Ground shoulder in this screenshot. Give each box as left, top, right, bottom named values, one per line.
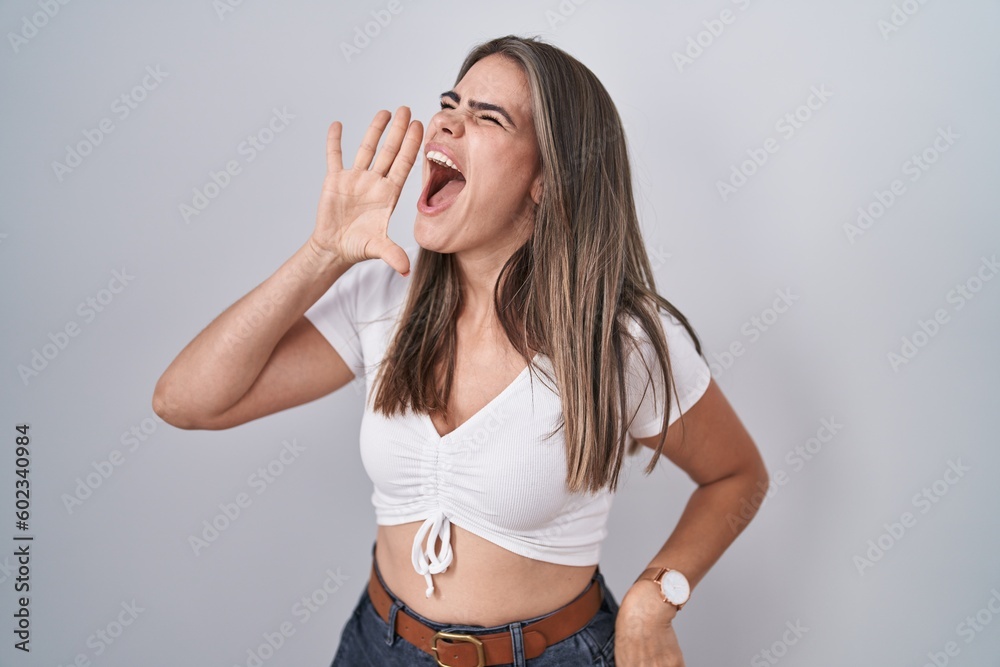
left=622, top=307, right=697, bottom=350
left=622, top=306, right=708, bottom=386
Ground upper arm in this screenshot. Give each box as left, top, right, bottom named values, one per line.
left=192, top=256, right=392, bottom=431
left=635, top=378, right=767, bottom=486
left=195, top=315, right=357, bottom=430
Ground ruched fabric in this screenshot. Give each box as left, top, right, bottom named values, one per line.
left=304, top=244, right=714, bottom=596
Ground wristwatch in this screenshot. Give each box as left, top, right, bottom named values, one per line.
left=635, top=567, right=690, bottom=610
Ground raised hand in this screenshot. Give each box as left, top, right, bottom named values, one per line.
left=309, top=106, right=423, bottom=276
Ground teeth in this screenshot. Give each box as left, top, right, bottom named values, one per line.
left=426, top=150, right=461, bottom=173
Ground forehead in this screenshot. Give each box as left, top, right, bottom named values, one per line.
left=455, top=55, right=532, bottom=123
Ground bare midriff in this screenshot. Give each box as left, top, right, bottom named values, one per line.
left=375, top=521, right=598, bottom=627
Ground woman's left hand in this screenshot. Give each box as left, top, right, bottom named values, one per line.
left=614, top=585, right=686, bottom=666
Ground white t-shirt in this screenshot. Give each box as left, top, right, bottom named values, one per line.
left=304, top=244, right=712, bottom=597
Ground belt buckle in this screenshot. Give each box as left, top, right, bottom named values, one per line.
left=430, top=630, right=485, bottom=667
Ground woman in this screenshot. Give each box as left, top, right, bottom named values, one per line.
left=153, top=35, right=768, bottom=667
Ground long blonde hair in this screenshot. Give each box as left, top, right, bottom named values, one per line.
left=371, top=34, right=705, bottom=494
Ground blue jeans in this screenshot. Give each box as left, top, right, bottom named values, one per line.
left=329, top=542, right=618, bottom=666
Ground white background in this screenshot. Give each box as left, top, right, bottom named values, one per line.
left=2, top=1, right=998, bottom=665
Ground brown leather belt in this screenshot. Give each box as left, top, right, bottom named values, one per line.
left=367, top=561, right=603, bottom=667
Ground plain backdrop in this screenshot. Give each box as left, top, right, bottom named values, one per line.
left=2, top=1, right=999, bottom=665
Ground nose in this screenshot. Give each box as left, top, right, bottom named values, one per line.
left=433, top=108, right=465, bottom=138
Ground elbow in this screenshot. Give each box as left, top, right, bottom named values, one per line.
left=753, top=459, right=770, bottom=490
left=728, top=460, right=770, bottom=537
left=152, top=380, right=206, bottom=431
left=748, top=451, right=770, bottom=499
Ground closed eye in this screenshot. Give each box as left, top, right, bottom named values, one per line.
left=439, top=100, right=503, bottom=126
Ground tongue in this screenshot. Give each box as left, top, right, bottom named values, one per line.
left=429, top=178, right=466, bottom=208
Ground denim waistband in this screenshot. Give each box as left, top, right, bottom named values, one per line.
left=369, top=539, right=604, bottom=634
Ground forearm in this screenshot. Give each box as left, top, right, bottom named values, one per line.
left=622, top=465, right=770, bottom=616
left=153, top=238, right=349, bottom=422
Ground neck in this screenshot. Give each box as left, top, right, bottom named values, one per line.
left=453, top=242, right=523, bottom=334
left=455, top=258, right=503, bottom=332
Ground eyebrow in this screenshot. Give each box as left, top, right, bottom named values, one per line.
left=440, top=90, right=517, bottom=129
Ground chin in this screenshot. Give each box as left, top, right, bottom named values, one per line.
left=412, top=219, right=450, bottom=254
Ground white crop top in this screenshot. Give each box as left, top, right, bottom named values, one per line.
left=304, top=245, right=712, bottom=597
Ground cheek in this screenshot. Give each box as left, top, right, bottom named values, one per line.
left=477, top=154, right=534, bottom=200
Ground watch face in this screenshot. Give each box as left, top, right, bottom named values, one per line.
left=659, top=570, right=690, bottom=605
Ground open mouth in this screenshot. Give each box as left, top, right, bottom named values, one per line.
left=419, top=154, right=466, bottom=213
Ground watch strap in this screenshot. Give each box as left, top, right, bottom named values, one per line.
left=635, top=566, right=666, bottom=585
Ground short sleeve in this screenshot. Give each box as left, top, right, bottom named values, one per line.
left=625, top=310, right=713, bottom=440
left=303, top=261, right=367, bottom=379
left=303, top=246, right=419, bottom=380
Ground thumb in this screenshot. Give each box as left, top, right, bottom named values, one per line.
left=376, top=240, right=411, bottom=278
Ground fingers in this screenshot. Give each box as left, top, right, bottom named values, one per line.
left=325, top=121, right=343, bottom=173
left=386, top=119, right=424, bottom=189
left=352, top=109, right=392, bottom=171
left=370, top=106, right=412, bottom=177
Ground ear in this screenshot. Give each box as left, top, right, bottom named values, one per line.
left=530, top=173, right=543, bottom=206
